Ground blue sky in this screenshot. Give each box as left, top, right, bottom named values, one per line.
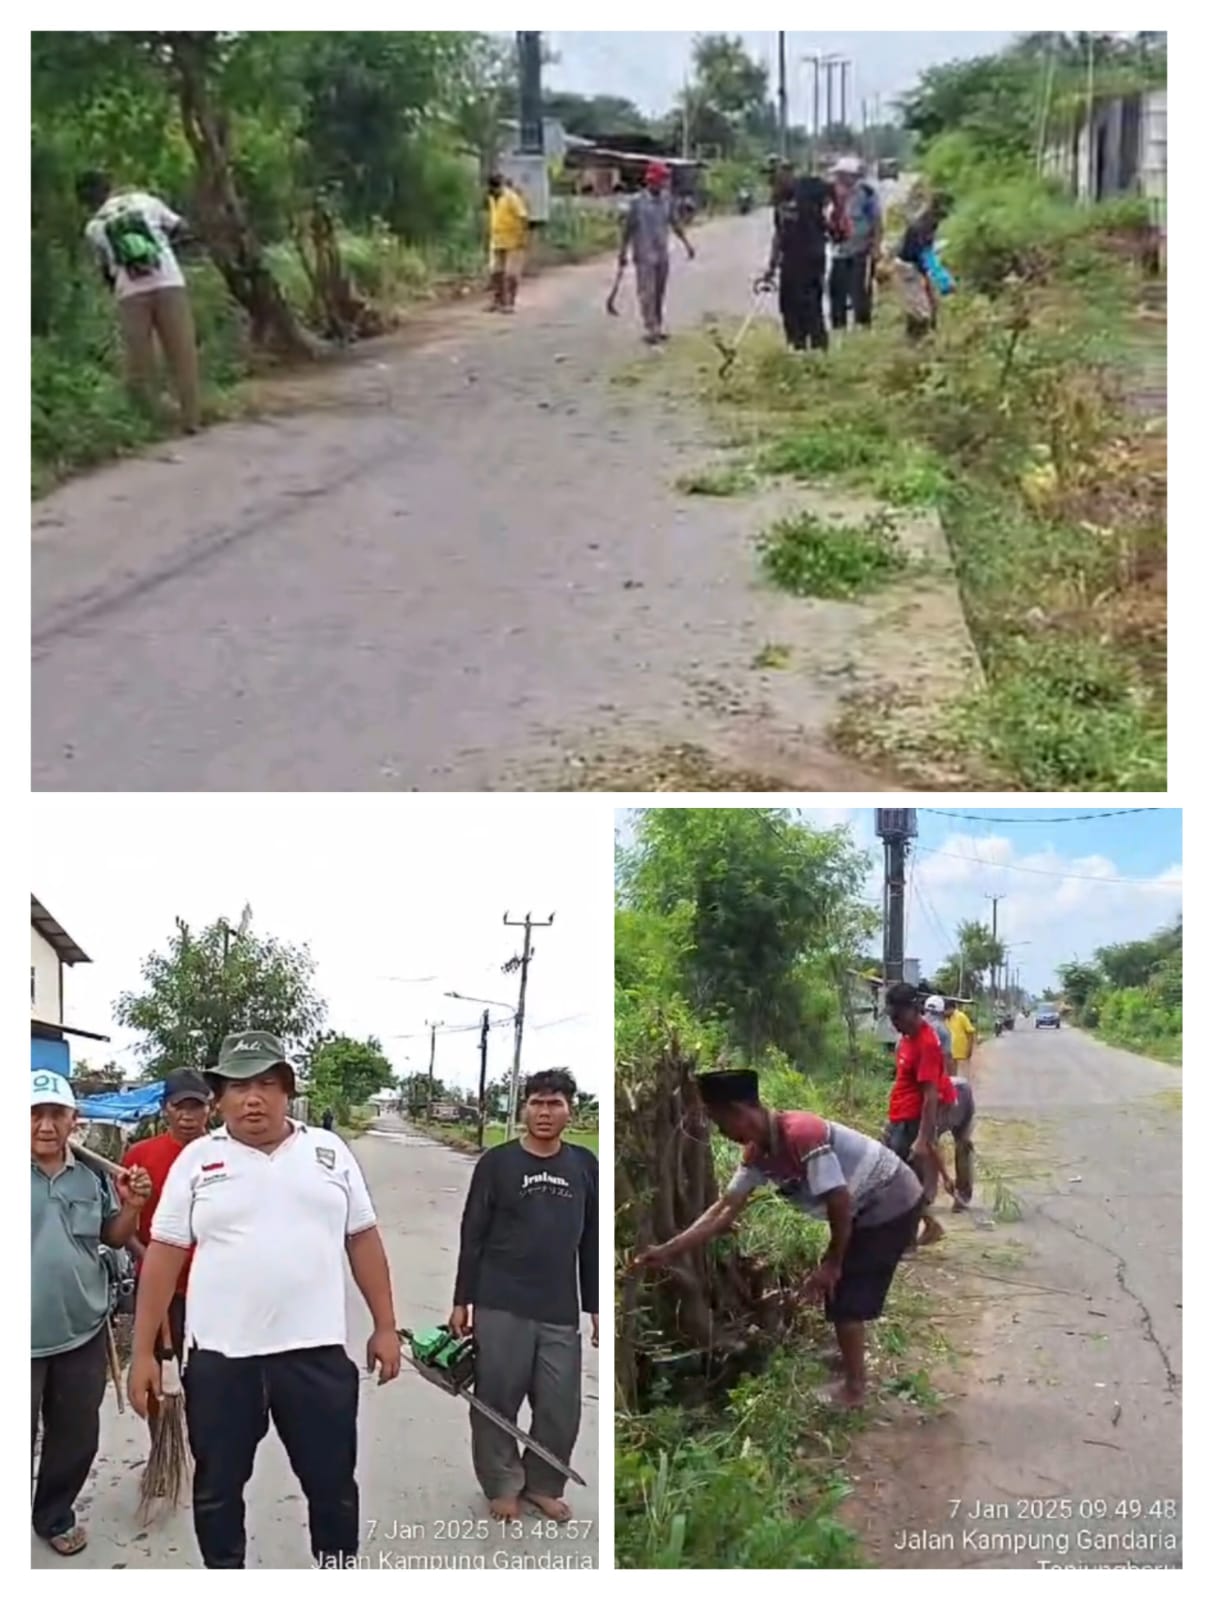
left=617, top=807, right=1182, bottom=994
left=546, top=31, right=1018, bottom=119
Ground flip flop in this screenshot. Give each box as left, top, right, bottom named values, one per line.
left=47, top=1525, right=88, bottom=1556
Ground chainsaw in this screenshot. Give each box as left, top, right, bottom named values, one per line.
left=400, top=1326, right=586, bottom=1488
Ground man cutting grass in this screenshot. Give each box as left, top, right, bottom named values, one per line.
left=631, top=1069, right=921, bottom=1409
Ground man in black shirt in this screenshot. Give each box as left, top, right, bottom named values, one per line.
left=451, top=1069, right=597, bottom=1522
left=762, top=173, right=831, bottom=353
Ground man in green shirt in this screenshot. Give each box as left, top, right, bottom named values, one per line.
left=31, top=1070, right=151, bottom=1556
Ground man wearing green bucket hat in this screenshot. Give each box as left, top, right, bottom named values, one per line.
left=128, top=1030, right=401, bottom=1569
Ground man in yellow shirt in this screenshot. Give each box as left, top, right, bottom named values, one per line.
left=943, top=998, right=977, bottom=1065
left=487, top=173, right=529, bottom=314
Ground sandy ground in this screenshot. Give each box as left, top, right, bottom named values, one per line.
left=33, top=213, right=978, bottom=792
left=30, top=1116, right=599, bottom=1570
left=842, top=1023, right=1181, bottom=1569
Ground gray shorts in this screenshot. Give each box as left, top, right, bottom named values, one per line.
left=943, top=1079, right=975, bottom=1141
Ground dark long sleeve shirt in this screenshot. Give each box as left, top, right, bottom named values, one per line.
left=453, top=1139, right=598, bottom=1326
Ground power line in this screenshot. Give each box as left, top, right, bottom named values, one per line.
left=915, top=844, right=1180, bottom=886
left=922, top=808, right=1156, bottom=825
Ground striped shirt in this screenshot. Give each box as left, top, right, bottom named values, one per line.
left=726, top=1110, right=920, bottom=1229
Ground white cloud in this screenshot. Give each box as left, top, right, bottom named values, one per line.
left=33, top=796, right=609, bottom=1093
left=903, top=832, right=1182, bottom=990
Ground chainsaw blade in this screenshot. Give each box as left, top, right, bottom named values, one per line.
left=459, top=1386, right=586, bottom=1488
left=399, top=1350, right=584, bottom=1486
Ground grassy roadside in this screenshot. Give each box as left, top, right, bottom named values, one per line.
left=415, top=1120, right=599, bottom=1156
left=32, top=202, right=621, bottom=495
left=1076, top=1025, right=1182, bottom=1066
left=652, top=243, right=1165, bottom=791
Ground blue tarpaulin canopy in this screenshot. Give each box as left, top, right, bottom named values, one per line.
left=75, top=1083, right=165, bottom=1124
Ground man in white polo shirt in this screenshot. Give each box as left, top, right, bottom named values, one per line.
left=128, top=1031, right=401, bottom=1569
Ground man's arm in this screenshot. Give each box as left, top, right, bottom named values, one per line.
left=764, top=219, right=782, bottom=282
left=346, top=1226, right=396, bottom=1332
left=452, top=1151, right=495, bottom=1312
left=618, top=202, right=635, bottom=265
left=671, top=207, right=695, bottom=258
left=100, top=1167, right=148, bottom=1249
left=916, top=1080, right=939, bottom=1151
left=578, top=1152, right=598, bottom=1317
left=821, top=1185, right=853, bottom=1267
left=131, top=1241, right=191, bottom=1357
left=633, top=1188, right=751, bottom=1267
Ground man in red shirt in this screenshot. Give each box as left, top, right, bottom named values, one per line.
left=883, top=983, right=958, bottom=1247
left=122, top=1069, right=211, bottom=1362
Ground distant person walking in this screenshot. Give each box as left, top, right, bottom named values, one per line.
left=619, top=162, right=695, bottom=345
left=827, top=157, right=882, bottom=332
left=77, top=171, right=201, bottom=434
left=487, top=173, right=529, bottom=313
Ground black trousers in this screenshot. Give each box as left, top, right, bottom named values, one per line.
left=184, top=1344, right=359, bottom=1569
left=779, top=262, right=828, bottom=351
left=828, top=252, right=873, bottom=329
left=30, top=1326, right=108, bottom=1539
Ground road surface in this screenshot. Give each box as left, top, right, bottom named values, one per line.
left=845, top=1023, right=1181, bottom=1569
left=33, top=213, right=970, bottom=792
left=31, top=1117, right=599, bottom=1570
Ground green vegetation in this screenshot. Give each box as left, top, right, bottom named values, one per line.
left=31, top=30, right=622, bottom=489
left=675, top=463, right=756, bottom=497
left=616, top=809, right=945, bottom=1568
left=676, top=32, right=1166, bottom=791
left=758, top=510, right=907, bottom=600
left=1058, top=917, right=1182, bottom=1063
left=418, top=1120, right=598, bottom=1155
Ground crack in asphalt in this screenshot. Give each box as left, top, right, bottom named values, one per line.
left=1034, top=1196, right=1180, bottom=1393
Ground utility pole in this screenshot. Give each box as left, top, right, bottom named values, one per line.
left=825, top=58, right=835, bottom=131
left=503, top=911, right=555, bottom=1133
left=477, top=1010, right=490, bottom=1151
left=840, top=59, right=849, bottom=132
left=811, top=56, right=821, bottom=153
left=681, top=71, right=691, bottom=161
left=425, top=1019, right=443, bottom=1120
left=517, top=31, right=544, bottom=156
left=875, top=810, right=918, bottom=985
left=985, top=894, right=1004, bottom=1006
left=777, top=31, right=788, bottom=159
left=219, top=902, right=253, bottom=968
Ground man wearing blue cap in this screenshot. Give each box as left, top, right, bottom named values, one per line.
left=31, top=1069, right=152, bottom=1556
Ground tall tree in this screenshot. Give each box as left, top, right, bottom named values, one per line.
left=115, top=915, right=326, bottom=1074
left=305, top=1033, right=395, bottom=1114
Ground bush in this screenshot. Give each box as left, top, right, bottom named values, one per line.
left=758, top=510, right=908, bottom=600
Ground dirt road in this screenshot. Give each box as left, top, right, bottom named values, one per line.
left=846, top=1025, right=1181, bottom=1569
left=32, top=214, right=971, bottom=792
left=31, top=1117, right=599, bottom=1570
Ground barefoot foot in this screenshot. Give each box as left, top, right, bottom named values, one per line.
left=489, top=1495, right=521, bottom=1520
left=524, top=1492, right=571, bottom=1521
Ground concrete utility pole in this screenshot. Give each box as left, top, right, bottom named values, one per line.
left=876, top=810, right=918, bottom=985
left=503, top=911, right=555, bottom=1133
left=220, top=902, right=253, bottom=968
left=777, top=31, right=788, bottom=159
left=477, top=1009, right=490, bottom=1150
left=825, top=58, right=835, bottom=130
left=517, top=31, right=544, bottom=156
left=985, top=894, right=1004, bottom=1005
left=840, top=59, right=849, bottom=131
left=425, top=1018, right=444, bottom=1119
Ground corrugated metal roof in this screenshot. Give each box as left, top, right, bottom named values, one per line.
left=31, top=895, right=91, bottom=965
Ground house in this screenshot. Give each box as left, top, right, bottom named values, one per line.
left=31, top=894, right=109, bottom=1077
left=1043, top=87, right=1166, bottom=247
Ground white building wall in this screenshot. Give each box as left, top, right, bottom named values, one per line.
left=31, top=926, right=62, bottom=1025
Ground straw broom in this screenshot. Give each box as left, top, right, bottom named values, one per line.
left=69, top=1139, right=191, bottom=1516
left=138, top=1316, right=188, bottom=1520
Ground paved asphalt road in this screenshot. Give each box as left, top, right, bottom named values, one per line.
left=32, top=212, right=910, bottom=793
left=846, top=1022, right=1181, bottom=1569
left=31, top=1117, right=599, bottom=1570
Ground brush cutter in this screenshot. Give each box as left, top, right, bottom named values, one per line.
left=708, top=276, right=772, bottom=377
left=401, top=1326, right=586, bottom=1487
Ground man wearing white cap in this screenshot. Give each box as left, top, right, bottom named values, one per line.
left=31, top=1069, right=152, bottom=1556
left=828, top=156, right=882, bottom=331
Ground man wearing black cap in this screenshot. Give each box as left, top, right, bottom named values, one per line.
left=123, top=1067, right=212, bottom=1364
left=127, top=1031, right=402, bottom=1569
left=632, top=1068, right=921, bottom=1408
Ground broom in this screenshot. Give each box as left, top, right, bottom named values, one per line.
left=69, top=1140, right=190, bottom=1516
left=138, top=1316, right=188, bottom=1521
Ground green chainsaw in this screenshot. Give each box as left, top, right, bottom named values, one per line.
left=400, top=1326, right=586, bottom=1487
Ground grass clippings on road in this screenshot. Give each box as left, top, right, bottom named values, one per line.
left=651, top=251, right=1166, bottom=791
